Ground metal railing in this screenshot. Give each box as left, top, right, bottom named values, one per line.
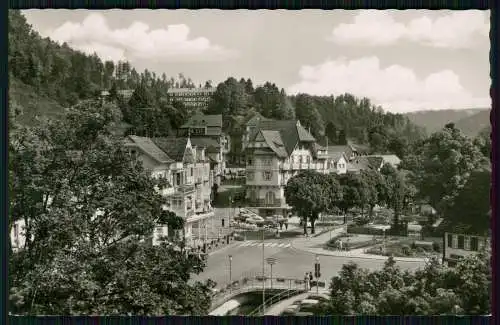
left=248, top=289, right=305, bottom=316
left=210, top=276, right=309, bottom=311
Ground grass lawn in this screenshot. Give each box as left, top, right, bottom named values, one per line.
left=365, top=238, right=441, bottom=257
left=325, top=234, right=381, bottom=251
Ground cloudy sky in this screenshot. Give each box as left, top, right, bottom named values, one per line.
left=22, top=9, right=490, bottom=113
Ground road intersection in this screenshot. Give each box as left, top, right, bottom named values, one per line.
left=194, top=233, right=427, bottom=290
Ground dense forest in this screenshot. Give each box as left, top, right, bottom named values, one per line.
left=9, top=9, right=426, bottom=161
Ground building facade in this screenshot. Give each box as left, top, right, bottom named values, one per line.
left=179, top=113, right=229, bottom=183
left=124, top=135, right=215, bottom=246
left=166, top=87, right=216, bottom=108
left=245, top=119, right=348, bottom=217
left=443, top=232, right=490, bottom=266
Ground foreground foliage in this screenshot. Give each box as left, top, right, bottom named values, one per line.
left=319, top=252, right=491, bottom=315
left=9, top=102, right=213, bottom=315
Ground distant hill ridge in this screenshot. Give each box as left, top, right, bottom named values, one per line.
left=405, top=108, right=490, bottom=137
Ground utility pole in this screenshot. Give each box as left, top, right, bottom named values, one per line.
left=229, top=255, right=233, bottom=293
left=261, top=228, right=265, bottom=314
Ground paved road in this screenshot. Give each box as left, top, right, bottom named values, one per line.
left=193, top=238, right=426, bottom=289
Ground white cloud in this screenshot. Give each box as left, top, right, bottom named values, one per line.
left=45, top=13, right=238, bottom=62
left=287, top=56, right=490, bottom=113
left=329, top=10, right=489, bottom=48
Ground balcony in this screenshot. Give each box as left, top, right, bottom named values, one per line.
left=173, top=184, right=195, bottom=196
left=170, top=162, right=183, bottom=170
left=247, top=199, right=284, bottom=208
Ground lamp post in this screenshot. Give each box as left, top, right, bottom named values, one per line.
left=261, top=228, right=266, bottom=314
left=266, top=257, right=277, bottom=289
left=229, top=255, right=233, bottom=292
left=314, top=255, right=321, bottom=294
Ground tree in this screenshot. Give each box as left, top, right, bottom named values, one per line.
left=403, top=125, right=486, bottom=215
left=9, top=101, right=212, bottom=315
left=284, top=170, right=334, bottom=234
left=294, top=94, right=325, bottom=139
left=318, top=252, right=490, bottom=315
left=325, top=122, right=338, bottom=145
left=337, top=130, right=347, bottom=145
left=443, top=167, right=491, bottom=235
left=206, top=77, right=249, bottom=116
left=360, top=169, right=385, bottom=217
left=337, top=173, right=369, bottom=223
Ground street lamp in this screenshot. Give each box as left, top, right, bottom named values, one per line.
left=229, top=255, right=233, bottom=292
left=261, top=228, right=266, bottom=314
left=266, top=257, right=277, bottom=289
left=314, top=255, right=321, bottom=294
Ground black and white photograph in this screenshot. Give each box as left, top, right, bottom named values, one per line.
left=8, top=9, right=491, bottom=316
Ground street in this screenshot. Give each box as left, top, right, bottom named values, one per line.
left=193, top=238, right=426, bottom=289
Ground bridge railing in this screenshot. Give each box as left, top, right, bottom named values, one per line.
left=210, top=275, right=327, bottom=310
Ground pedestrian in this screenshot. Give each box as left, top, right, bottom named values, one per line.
left=304, top=273, right=309, bottom=291
left=309, top=272, right=313, bottom=287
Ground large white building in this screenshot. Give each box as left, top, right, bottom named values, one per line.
left=166, top=87, right=216, bottom=108
left=244, top=119, right=348, bottom=217
left=124, top=135, right=215, bottom=245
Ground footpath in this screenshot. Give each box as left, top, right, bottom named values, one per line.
left=290, top=228, right=427, bottom=263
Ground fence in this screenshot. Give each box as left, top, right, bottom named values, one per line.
left=210, top=275, right=327, bottom=311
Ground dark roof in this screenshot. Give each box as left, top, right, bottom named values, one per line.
left=348, top=141, right=370, bottom=153
left=366, top=156, right=384, bottom=169
left=126, top=135, right=173, bottom=163
left=327, top=145, right=347, bottom=153
left=246, top=112, right=271, bottom=127
left=261, top=130, right=288, bottom=157
left=180, top=113, right=222, bottom=129
left=348, top=156, right=381, bottom=172
left=251, top=120, right=317, bottom=157
left=189, top=137, right=221, bottom=149
left=152, top=137, right=190, bottom=162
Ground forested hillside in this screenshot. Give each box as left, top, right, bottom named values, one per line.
left=9, top=9, right=426, bottom=161
left=405, top=108, right=489, bottom=137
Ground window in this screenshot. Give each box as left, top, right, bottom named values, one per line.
left=457, top=235, right=465, bottom=249
left=470, top=237, right=479, bottom=251
left=447, top=234, right=452, bottom=248
left=306, top=156, right=310, bottom=164
left=299, top=156, right=303, bottom=164
left=190, top=168, right=193, bottom=177
left=265, top=192, right=275, bottom=205
left=247, top=171, right=255, bottom=181
left=263, top=171, right=272, bottom=181
left=176, top=173, right=181, bottom=186
left=248, top=159, right=253, bottom=166
left=465, top=236, right=470, bottom=250
left=264, top=159, right=272, bottom=166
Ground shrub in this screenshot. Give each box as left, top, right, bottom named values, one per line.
left=347, top=225, right=384, bottom=236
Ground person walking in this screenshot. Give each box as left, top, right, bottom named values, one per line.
left=304, top=273, right=309, bottom=291
left=309, top=272, right=314, bottom=289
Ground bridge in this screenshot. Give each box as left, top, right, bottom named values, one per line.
left=209, top=275, right=329, bottom=314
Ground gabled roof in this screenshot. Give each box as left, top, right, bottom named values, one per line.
left=366, top=156, right=384, bottom=169
left=180, top=113, right=222, bottom=129
left=190, top=137, right=221, bottom=154
left=246, top=112, right=271, bottom=127
left=251, top=119, right=317, bottom=157
left=261, top=130, right=288, bottom=157
left=375, top=154, right=402, bottom=167
left=348, top=141, right=370, bottom=153
left=152, top=137, right=190, bottom=162
left=347, top=156, right=381, bottom=172
left=126, top=135, right=173, bottom=163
